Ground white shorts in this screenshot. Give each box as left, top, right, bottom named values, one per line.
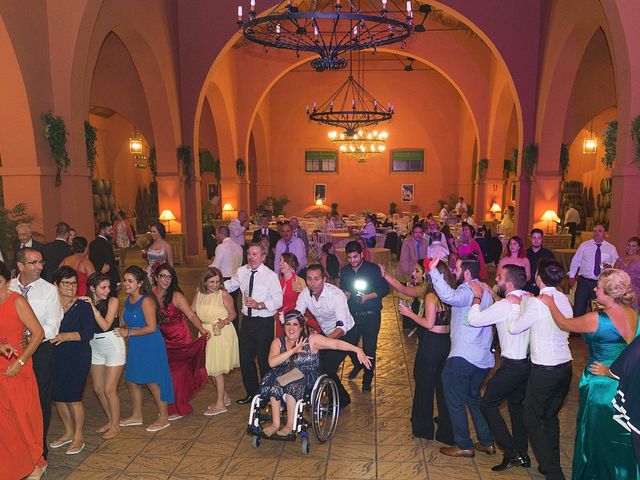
left=91, top=331, right=126, bottom=367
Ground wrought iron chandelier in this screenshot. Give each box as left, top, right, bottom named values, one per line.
left=236, top=1, right=430, bottom=72
left=328, top=128, right=388, bottom=162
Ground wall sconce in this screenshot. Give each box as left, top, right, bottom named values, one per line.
left=159, top=209, right=176, bottom=233
left=489, top=202, right=502, bottom=220
left=222, top=203, right=235, bottom=221
left=582, top=122, right=598, bottom=154
left=315, top=198, right=324, bottom=206
left=540, top=209, right=561, bottom=234
left=129, top=129, right=143, bottom=154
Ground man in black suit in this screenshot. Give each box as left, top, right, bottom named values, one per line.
left=41, top=221, right=72, bottom=282
left=251, top=214, right=279, bottom=251
left=11, top=223, right=43, bottom=271
left=89, top=221, right=120, bottom=296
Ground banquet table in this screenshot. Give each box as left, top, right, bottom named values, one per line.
left=330, top=232, right=352, bottom=248
left=552, top=248, right=577, bottom=272
left=336, top=247, right=391, bottom=269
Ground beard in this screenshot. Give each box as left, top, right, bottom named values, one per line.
left=456, top=272, right=465, bottom=285
left=496, top=284, right=507, bottom=298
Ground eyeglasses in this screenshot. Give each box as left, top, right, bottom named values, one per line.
left=157, top=274, right=172, bottom=280
left=21, top=260, right=45, bottom=266
left=60, top=281, right=78, bottom=287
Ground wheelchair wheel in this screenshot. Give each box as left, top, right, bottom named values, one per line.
left=301, top=432, right=310, bottom=455
left=252, top=434, right=261, bottom=448
left=310, top=375, right=340, bottom=442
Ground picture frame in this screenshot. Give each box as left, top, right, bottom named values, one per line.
left=510, top=182, right=517, bottom=203
left=207, top=183, right=219, bottom=201
left=401, top=183, right=415, bottom=203
left=313, top=183, right=327, bottom=203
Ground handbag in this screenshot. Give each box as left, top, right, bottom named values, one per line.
left=276, top=367, right=304, bottom=386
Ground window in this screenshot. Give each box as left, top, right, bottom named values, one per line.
left=391, top=150, right=424, bottom=172
left=305, top=151, right=337, bottom=172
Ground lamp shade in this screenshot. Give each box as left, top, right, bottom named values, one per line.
left=159, top=209, right=176, bottom=221
left=583, top=137, right=598, bottom=154
left=490, top=203, right=502, bottom=213
left=540, top=210, right=561, bottom=222
left=222, top=203, right=234, bottom=211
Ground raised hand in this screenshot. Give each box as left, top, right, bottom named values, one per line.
left=428, top=254, right=440, bottom=272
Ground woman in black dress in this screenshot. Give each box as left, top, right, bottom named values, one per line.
left=48, top=266, right=94, bottom=455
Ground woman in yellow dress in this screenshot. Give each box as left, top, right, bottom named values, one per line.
left=191, top=267, right=239, bottom=416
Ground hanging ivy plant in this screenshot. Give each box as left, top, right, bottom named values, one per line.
left=523, top=143, right=538, bottom=178
left=602, top=120, right=617, bottom=169
left=478, top=158, right=489, bottom=180
left=84, top=121, right=97, bottom=178
left=502, top=159, right=511, bottom=180
left=177, top=145, right=193, bottom=187
left=511, top=148, right=519, bottom=175
left=631, top=115, right=640, bottom=164
left=148, top=146, right=158, bottom=180
left=236, top=158, right=246, bottom=177
left=471, top=159, right=477, bottom=182
left=42, top=111, right=70, bottom=186
left=559, top=143, right=569, bottom=180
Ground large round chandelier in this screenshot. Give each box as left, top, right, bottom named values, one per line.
left=236, top=1, right=430, bottom=72
left=329, top=128, right=388, bottom=162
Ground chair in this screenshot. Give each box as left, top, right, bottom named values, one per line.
left=374, top=232, right=387, bottom=248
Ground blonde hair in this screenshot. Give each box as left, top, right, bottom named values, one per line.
left=598, top=269, right=635, bottom=306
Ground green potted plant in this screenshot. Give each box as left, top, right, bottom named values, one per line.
left=236, top=158, right=246, bottom=177
left=602, top=120, right=617, bottom=169
left=559, top=143, right=569, bottom=180
left=631, top=115, right=640, bottom=164
left=84, top=120, right=97, bottom=178
left=478, top=158, right=489, bottom=180
left=331, top=203, right=339, bottom=216
left=42, top=111, right=70, bottom=186
left=389, top=202, right=397, bottom=215
left=177, top=145, right=193, bottom=186
left=523, top=143, right=538, bottom=178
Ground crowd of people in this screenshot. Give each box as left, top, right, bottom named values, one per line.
left=1, top=211, right=640, bottom=480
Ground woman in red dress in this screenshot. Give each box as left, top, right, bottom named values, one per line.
left=0, top=260, right=47, bottom=480
left=60, top=237, right=95, bottom=296
left=154, top=263, right=210, bottom=420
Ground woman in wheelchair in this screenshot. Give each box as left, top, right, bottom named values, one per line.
left=257, top=310, right=371, bottom=437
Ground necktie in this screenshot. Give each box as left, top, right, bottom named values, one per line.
left=416, top=241, right=421, bottom=258
left=247, top=269, right=257, bottom=317
left=285, top=241, right=290, bottom=253
left=263, top=229, right=267, bottom=236
left=594, top=244, right=602, bottom=276
left=19, top=284, right=31, bottom=300
left=20, top=243, right=25, bottom=249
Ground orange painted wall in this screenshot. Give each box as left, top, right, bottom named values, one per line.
left=256, top=67, right=474, bottom=216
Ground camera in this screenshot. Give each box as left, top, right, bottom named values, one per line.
left=354, top=279, right=367, bottom=303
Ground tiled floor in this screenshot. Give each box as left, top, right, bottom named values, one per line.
left=45, top=261, right=584, bottom=479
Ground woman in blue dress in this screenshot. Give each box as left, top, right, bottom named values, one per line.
left=257, top=310, right=371, bottom=437
left=116, top=265, right=174, bottom=433
left=540, top=268, right=640, bottom=480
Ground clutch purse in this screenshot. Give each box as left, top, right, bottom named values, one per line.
left=276, top=367, right=304, bottom=386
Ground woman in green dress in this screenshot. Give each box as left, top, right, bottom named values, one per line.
left=540, top=268, right=640, bottom=480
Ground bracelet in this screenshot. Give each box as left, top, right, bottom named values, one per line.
left=17, top=358, right=25, bottom=366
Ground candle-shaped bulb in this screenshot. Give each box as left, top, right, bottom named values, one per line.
left=353, top=25, right=359, bottom=36
left=314, top=25, right=319, bottom=37
left=251, top=0, right=256, bottom=7
left=276, top=23, right=281, bottom=34
left=306, top=105, right=309, bottom=114
left=238, top=5, right=243, bottom=18
left=406, top=0, right=412, bottom=13
left=382, top=0, right=387, bottom=6
left=352, top=99, right=356, bottom=109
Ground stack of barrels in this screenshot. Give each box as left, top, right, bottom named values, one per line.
left=92, top=178, right=117, bottom=223
left=559, top=180, right=587, bottom=230
left=594, top=177, right=612, bottom=229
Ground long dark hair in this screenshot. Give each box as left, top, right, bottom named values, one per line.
left=86, top=272, right=111, bottom=304
left=282, top=309, right=310, bottom=341
left=154, top=263, right=183, bottom=311
left=424, top=260, right=456, bottom=312
left=124, top=265, right=162, bottom=323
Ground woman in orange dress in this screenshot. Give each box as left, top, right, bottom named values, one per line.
left=0, top=260, right=47, bottom=480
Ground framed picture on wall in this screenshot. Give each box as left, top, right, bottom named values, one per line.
left=510, top=182, right=517, bottom=202
left=207, top=183, right=219, bottom=201
left=314, top=184, right=327, bottom=203
left=401, top=184, right=415, bottom=203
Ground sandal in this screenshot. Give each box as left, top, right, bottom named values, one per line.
left=119, top=418, right=143, bottom=427
left=49, top=438, right=72, bottom=449
left=145, top=422, right=170, bottom=432
left=204, top=406, right=227, bottom=416
left=261, top=425, right=279, bottom=437
left=276, top=428, right=294, bottom=437
left=65, top=443, right=86, bottom=455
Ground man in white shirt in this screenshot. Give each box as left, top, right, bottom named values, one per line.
left=295, top=263, right=357, bottom=407
left=360, top=214, right=377, bottom=247
left=563, top=204, right=580, bottom=248
left=228, top=210, right=249, bottom=248
left=10, top=247, right=63, bottom=460
left=455, top=196, right=468, bottom=215
left=274, top=222, right=307, bottom=276
left=211, top=225, right=244, bottom=327
left=508, top=258, right=573, bottom=480
left=568, top=223, right=619, bottom=317
left=439, top=203, right=449, bottom=220
left=225, top=243, right=283, bottom=404
left=469, top=265, right=531, bottom=471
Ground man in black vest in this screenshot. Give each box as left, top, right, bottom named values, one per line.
left=41, top=222, right=71, bottom=282
left=251, top=214, right=279, bottom=250
left=89, top=222, right=120, bottom=296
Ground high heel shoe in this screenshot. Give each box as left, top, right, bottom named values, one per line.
left=26, top=463, right=47, bottom=479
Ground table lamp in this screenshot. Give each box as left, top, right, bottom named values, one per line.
left=159, top=209, right=176, bottom=233
left=489, top=203, right=502, bottom=220
left=222, top=202, right=235, bottom=221
left=540, top=209, right=561, bottom=234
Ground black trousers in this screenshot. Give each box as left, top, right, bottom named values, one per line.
left=347, top=311, right=381, bottom=386
left=480, top=357, right=530, bottom=457
left=239, top=316, right=274, bottom=397
left=320, top=327, right=358, bottom=405
left=411, top=330, right=453, bottom=444
left=524, top=362, right=572, bottom=480
left=566, top=222, right=577, bottom=248
left=633, top=431, right=640, bottom=469
left=32, top=341, right=54, bottom=459
left=574, top=276, right=597, bottom=317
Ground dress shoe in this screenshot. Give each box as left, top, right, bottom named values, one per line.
left=491, top=452, right=528, bottom=471
left=236, top=395, right=253, bottom=405
left=348, top=365, right=362, bottom=379
left=474, top=442, right=497, bottom=455
left=538, top=466, right=548, bottom=475
left=362, top=382, right=372, bottom=393
left=339, top=397, right=351, bottom=408
left=521, top=453, right=531, bottom=468
left=440, top=445, right=475, bottom=458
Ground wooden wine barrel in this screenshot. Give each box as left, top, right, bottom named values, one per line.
left=108, top=195, right=116, bottom=209
left=92, top=179, right=100, bottom=194
left=100, top=194, right=108, bottom=209
left=604, top=208, right=610, bottom=224
left=596, top=194, right=602, bottom=208
left=96, top=179, right=105, bottom=195
left=93, top=194, right=102, bottom=210
left=103, top=179, right=112, bottom=194
left=603, top=193, right=611, bottom=208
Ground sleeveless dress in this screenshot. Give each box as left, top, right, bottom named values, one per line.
left=194, top=290, right=239, bottom=376
left=572, top=311, right=640, bottom=480
left=76, top=257, right=89, bottom=296
left=52, top=300, right=94, bottom=402
left=0, top=292, right=43, bottom=479
left=123, top=296, right=174, bottom=404
left=617, top=258, right=640, bottom=311
left=157, top=295, right=208, bottom=416
left=145, top=248, right=167, bottom=282
left=257, top=337, right=320, bottom=402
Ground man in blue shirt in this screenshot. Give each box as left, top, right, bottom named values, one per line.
left=428, top=254, right=495, bottom=458
left=340, top=240, right=390, bottom=393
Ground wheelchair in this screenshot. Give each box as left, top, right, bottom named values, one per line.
left=246, top=374, right=340, bottom=455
